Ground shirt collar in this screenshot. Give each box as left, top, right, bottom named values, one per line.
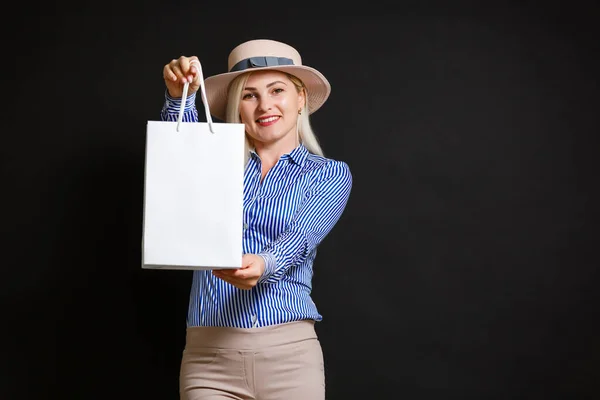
left=249, top=144, right=309, bottom=167
left=282, top=144, right=309, bottom=167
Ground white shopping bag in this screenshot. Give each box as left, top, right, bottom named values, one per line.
left=142, top=62, right=245, bottom=270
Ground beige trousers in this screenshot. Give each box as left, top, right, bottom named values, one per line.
left=179, top=320, right=325, bottom=400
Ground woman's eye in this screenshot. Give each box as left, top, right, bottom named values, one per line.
left=242, top=93, right=255, bottom=100
left=273, top=88, right=284, bottom=94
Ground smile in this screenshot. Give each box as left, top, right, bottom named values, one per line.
left=256, top=116, right=280, bottom=124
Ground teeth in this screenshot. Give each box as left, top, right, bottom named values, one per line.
left=258, top=116, right=278, bottom=123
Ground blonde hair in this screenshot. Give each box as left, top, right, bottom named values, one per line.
left=225, top=71, right=324, bottom=165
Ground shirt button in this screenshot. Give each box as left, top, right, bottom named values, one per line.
left=243, top=222, right=248, bottom=230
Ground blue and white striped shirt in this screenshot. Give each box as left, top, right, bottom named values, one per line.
left=161, top=91, right=352, bottom=328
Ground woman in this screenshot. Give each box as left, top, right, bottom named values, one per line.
left=160, top=39, right=352, bottom=400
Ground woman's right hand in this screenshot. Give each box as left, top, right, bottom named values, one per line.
left=163, top=56, right=202, bottom=98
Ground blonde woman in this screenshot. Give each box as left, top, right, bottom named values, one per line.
left=161, top=39, right=352, bottom=400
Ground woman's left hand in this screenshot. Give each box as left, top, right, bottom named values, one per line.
left=212, top=254, right=266, bottom=290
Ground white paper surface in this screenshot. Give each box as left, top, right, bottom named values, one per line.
left=142, top=120, right=245, bottom=270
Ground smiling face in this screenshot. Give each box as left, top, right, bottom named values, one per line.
left=239, top=70, right=306, bottom=151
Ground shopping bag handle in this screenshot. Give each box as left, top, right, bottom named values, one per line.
left=177, top=59, right=215, bottom=133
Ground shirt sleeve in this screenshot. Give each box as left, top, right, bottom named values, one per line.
left=257, top=160, right=353, bottom=283
left=160, top=89, right=199, bottom=122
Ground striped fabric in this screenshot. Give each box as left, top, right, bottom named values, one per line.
left=160, top=91, right=352, bottom=328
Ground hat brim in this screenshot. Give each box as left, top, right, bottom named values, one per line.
left=203, top=65, right=331, bottom=121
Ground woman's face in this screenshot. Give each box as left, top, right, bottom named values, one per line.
left=238, top=70, right=305, bottom=150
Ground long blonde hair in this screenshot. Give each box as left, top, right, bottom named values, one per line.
left=225, top=71, right=324, bottom=165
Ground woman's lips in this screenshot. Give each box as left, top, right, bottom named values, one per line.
left=256, top=116, right=280, bottom=126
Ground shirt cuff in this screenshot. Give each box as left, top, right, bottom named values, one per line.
left=163, top=89, right=197, bottom=114
left=257, top=252, right=277, bottom=282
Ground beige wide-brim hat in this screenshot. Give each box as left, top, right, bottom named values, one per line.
left=204, top=39, right=331, bottom=121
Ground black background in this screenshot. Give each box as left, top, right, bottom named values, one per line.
left=3, top=3, right=599, bottom=399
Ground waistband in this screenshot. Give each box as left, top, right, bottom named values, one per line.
left=185, top=320, right=317, bottom=350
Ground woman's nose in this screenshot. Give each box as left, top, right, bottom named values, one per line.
left=257, top=97, right=272, bottom=112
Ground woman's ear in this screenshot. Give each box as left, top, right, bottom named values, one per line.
left=298, top=88, right=307, bottom=110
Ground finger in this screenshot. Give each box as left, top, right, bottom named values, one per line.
left=212, top=270, right=231, bottom=282
left=188, top=56, right=201, bottom=83
left=229, top=271, right=259, bottom=288
left=168, top=59, right=188, bottom=84
left=188, top=56, right=200, bottom=74
left=213, top=269, right=231, bottom=277
left=215, top=266, right=246, bottom=276
left=232, top=267, right=255, bottom=280
left=178, top=56, right=195, bottom=83
left=172, top=65, right=187, bottom=84
left=213, top=270, right=240, bottom=282
left=163, top=63, right=178, bottom=82
left=228, top=270, right=246, bottom=280
left=213, top=273, right=251, bottom=290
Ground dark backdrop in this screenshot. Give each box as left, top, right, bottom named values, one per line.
left=3, top=4, right=599, bottom=400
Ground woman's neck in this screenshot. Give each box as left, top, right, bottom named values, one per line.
left=254, top=138, right=299, bottom=180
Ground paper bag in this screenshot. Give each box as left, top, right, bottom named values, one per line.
left=142, top=62, right=245, bottom=270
